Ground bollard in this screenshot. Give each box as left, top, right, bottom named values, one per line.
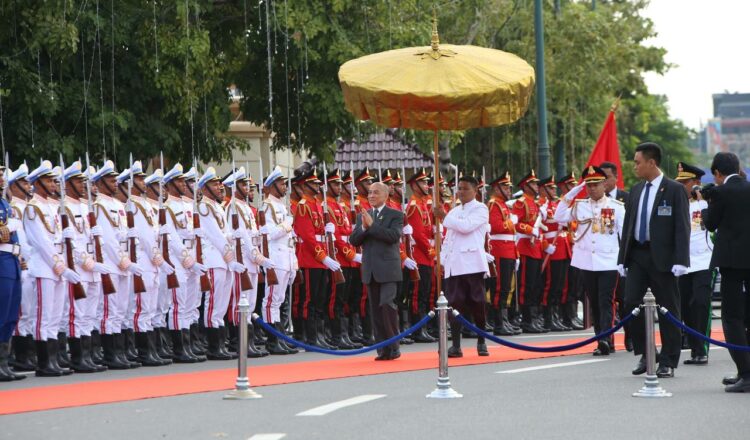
left=426, top=292, right=462, bottom=399
left=223, top=294, right=262, bottom=400
left=633, top=288, right=672, bottom=398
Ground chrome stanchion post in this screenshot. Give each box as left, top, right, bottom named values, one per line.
left=633, top=288, right=671, bottom=398
left=426, top=292, right=462, bottom=399
left=223, top=297, right=262, bottom=400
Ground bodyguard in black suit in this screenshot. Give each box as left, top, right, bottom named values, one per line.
left=617, top=143, right=691, bottom=378
left=702, top=152, right=750, bottom=392
left=350, top=182, right=404, bottom=360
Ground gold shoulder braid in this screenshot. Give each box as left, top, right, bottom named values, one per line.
left=65, top=207, right=84, bottom=234
left=264, top=201, right=280, bottom=225
left=571, top=202, right=592, bottom=243
left=10, top=205, right=23, bottom=220
left=199, top=201, right=225, bottom=230
left=94, top=202, right=120, bottom=228
left=26, top=202, right=58, bottom=234
left=166, top=205, right=186, bottom=229
left=132, top=200, right=154, bottom=226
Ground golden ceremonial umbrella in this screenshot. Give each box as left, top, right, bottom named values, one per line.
left=338, top=16, right=535, bottom=296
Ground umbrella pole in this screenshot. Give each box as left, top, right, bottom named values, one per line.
left=432, top=130, right=442, bottom=299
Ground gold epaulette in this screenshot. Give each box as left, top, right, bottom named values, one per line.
left=132, top=200, right=155, bottom=226
left=199, top=201, right=225, bottom=230
left=610, top=199, right=624, bottom=206
left=165, top=205, right=186, bottom=229
left=94, top=202, right=121, bottom=228
left=25, top=202, right=58, bottom=234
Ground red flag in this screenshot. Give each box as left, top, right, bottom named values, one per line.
left=584, top=105, right=623, bottom=189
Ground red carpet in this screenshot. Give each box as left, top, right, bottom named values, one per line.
left=0, top=331, right=725, bottom=415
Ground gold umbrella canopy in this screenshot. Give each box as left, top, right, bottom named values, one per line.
left=338, top=21, right=535, bottom=131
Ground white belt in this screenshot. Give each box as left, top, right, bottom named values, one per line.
left=86, top=243, right=95, bottom=254
left=341, top=236, right=349, bottom=243
left=544, top=232, right=557, bottom=239
left=314, top=234, right=326, bottom=242
left=489, top=234, right=514, bottom=241
left=0, top=243, right=21, bottom=256
left=517, top=234, right=534, bottom=239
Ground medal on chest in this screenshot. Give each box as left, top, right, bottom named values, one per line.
left=691, top=211, right=704, bottom=231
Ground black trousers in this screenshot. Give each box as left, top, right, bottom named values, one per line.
left=445, top=272, right=487, bottom=343
left=624, top=246, right=682, bottom=368
left=408, top=264, right=433, bottom=317
left=296, top=268, right=328, bottom=321
left=581, top=270, right=618, bottom=335
left=518, top=255, right=542, bottom=306
left=489, top=258, right=516, bottom=310
left=564, top=266, right=583, bottom=304
left=678, top=269, right=713, bottom=357
left=368, top=281, right=400, bottom=353
left=718, top=267, right=750, bottom=378
left=543, top=259, right=570, bottom=306
left=327, top=271, right=349, bottom=320
left=344, top=266, right=365, bottom=318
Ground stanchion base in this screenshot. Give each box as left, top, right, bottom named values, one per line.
left=223, top=388, right=263, bottom=400
left=426, top=378, right=463, bottom=399
left=632, top=376, right=672, bottom=398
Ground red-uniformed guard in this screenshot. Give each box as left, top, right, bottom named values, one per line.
left=340, top=170, right=366, bottom=344
left=487, top=171, right=521, bottom=336
left=350, top=167, right=375, bottom=343
left=512, top=169, right=547, bottom=333
left=293, top=169, right=341, bottom=349
left=556, top=173, right=585, bottom=330
left=539, top=175, right=573, bottom=332
left=405, top=168, right=437, bottom=343
left=386, top=170, right=415, bottom=345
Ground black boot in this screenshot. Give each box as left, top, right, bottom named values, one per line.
left=448, top=322, right=463, bottom=358
left=90, top=330, right=104, bottom=364
left=521, top=306, right=543, bottom=333
left=350, top=314, right=364, bottom=343
left=265, top=325, right=289, bottom=355
left=47, top=338, right=73, bottom=375
left=147, top=331, right=172, bottom=365
left=330, top=318, right=353, bottom=349
left=0, top=342, right=25, bottom=381
left=182, top=329, right=206, bottom=362
left=170, top=330, right=198, bottom=363
left=34, top=340, right=63, bottom=377
left=568, top=302, right=584, bottom=329
left=56, top=332, right=71, bottom=368
left=81, top=335, right=107, bottom=372
left=552, top=305, right=572, bottom=331
left=190, top=323, right=207, bottom=356
left=546, top=306, right=567, bottom=332
left=492, top=308, right=513, bottom=336
left=227, top=324, right=239, bottom=353
left=68, top=338, right=96, bottom=373
left=246, top=323, right=268, bottom=357
left=206, top=328, right=232, bottom=360
left=115, top=333, right=141, bottom=368
left=361, top=314, right=375, bottom=345
left=315, top=319, right=337, bottom=350
left=341, top=317, right=363, bottom=348
left=155, top=327, right=173, bottom=359
left=121, top=329, right=139, bottom=362
left=101, top=334, right=129, bottom=369
left=135, top=332, right=164, bottom=366
left=276, top=323, right=299, bottom=353
left=9, top=335, right=35, bottom=371
left=218, top=326, right=238, bottom=359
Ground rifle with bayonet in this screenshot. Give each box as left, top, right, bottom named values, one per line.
left=85, top=152, right=116, bottom=295
left=257, top=158, right=279, bottom=285
left=2, top=152, right=8, bottom=201
left=192, top=159, right=212, bottom=292
left=127, top=153, right=147, bottom=293
left=159, top=152, right=179, bottom=289
left=482, top=166, right=498, bottom=278
left=401, top=164, right=420, bottom=281
left=59, top=154, right=87, bottom=300
left=230, top=156, right=253, bottom=291
left=322, top=165, right=345, bottom=285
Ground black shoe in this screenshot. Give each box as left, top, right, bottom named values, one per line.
left=683, top=355, right=708, bottom=365
left=632, top=356, right=647, bottom=375
left=206, top=328, right=233, bottom=361
left=724, top=378, right=750, bottom=392
left=477, top=342, right=489, bottom=356
left=246, top=324, right=269, bottom=357
left=34, top=340, right=63, bottom=377
left=656, top=365, right=674, bottom=378
left=9, top=335, right=36, bottom=371
left=0, top=342, right=26, bottom=381
left=115, top=333, right=141, bottom=369
left=47, top=338, right=73, bottom=376
left=593, top=340, right=610, bottom=356
left=624, top=338, right=634, bottom=352
left=121, top=329, right=138, bottom=362
left=723, top=374, right=740, bottom=385
left=374, top=348, right=392, bottom=361
left=154, top=327, right=173, bottom=359
left=101, top=334, right=130, bottom=370
left=218, top=327, right=238, bottom=359
left=190, top=323, right=207, bottom=355
left=521, top=321, right=544, bottom=334
left=447, top=346, right=463, bottom=358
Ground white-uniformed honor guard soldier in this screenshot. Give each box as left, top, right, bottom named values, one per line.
left=554, top=166, right=625, bottom=355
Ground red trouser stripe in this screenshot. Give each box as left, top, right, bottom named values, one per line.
left=171, top=288, right=178, bottom=330
left=291, top=278, right=300, bottom=319
left=561, top=269, right=570, bottom=303
left=230, top=273, right=240, bottom=324
left=493, top=259, right=502, bottom=308
left=101, top=291, right=109, bottom=334
left=328, top=280, right=337, bottom=320
left=266, top=286, right=274, bottom=322
left=207, top=269, right=215, bottom=328
left=133, top=293, right=142, bottom=333
left=519, top=256, right=527, bottom=305
left=411, top=275, right=420, bottom=315
left=35, top=279, right=43, bottom=340
left=303, top=269, right=311, bottom=320
left=541, top=265, right=552, bottom=306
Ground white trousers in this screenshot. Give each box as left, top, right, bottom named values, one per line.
left=203, top=268, right=232, bottom=329
left=262, top=269, right=291, bottom=324
left=229, top=272, right=259, bottom=325
left=186, top=270, right=201, bottom=325
left=128, top=271, right=159, bottom=332
left=100, top=274, right=130, bottom=334
left=168, top=269, right=192, bottom=330
left=62, top=280, right=101, bottom=337
left=152, top=271, right=170, bottom=328
left=30, top=277, right=66, bottom=341
left=15, top=272, right=35, bottom=337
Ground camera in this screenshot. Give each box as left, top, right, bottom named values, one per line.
left=696, top=183, right=717, bottom=201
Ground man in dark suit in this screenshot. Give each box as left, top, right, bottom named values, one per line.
left=600, top=161, right=633, bottom=352
left=702, top=152, right=750, bottom=392
left=350, top=182, right=404, bottom=360
left=617, top=142, right=691, bottom=378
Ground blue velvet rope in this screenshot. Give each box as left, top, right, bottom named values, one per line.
left=455, top=311, right=637, bottom=353
left=660, top=309, right=750, bottom=352
left=253, top=313, right=434, bottom=356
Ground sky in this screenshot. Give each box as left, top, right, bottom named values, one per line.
left=641, top=0, right=750, bottom=130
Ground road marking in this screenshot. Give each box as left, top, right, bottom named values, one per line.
left=496, top=359, right=609, bottom=374
left=296, top=394, right=386, bottom=416
left=514, top=332, right=595, bottom=339
left=247, top=434, right=286, bottom=440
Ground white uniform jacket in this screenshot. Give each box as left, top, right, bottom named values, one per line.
left=10, top=197, right=32, bottom=268
left=65, top=197, right=98, bottom=283
left=687, top=199, right=711, bottom=273
left=554, top=196, right=624, bottom=272
left=164, top=195, right=194, bottom=272
left=198, top=198, right=231, bottom=270
left=440, top=199, right=490, bottom=278
left=261, top=195, right=296, bottom=272
left=23, top=194, right=63, bottom=280
left=228, top=199, right=264, bottom=274
left=130, top=196, right=160, bottom=273
left=94, top=194, right=129, bottom=276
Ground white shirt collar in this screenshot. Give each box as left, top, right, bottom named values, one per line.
left=724, top=173, right=739, bottom=183
left=646, top=171, right=663, bottom=188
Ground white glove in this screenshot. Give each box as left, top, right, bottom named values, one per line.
left=61, top=268, right=82, bottom=284
left=92, top=262, right=115, bottom=274
left=259, top=224, right=271, bottom=235
left=617, top=264, right=627, bottom=278
left=322, top=256, right=341, bottom=272
left=191, top=261, right=207, bottom=275
left=510, top=214, right=519, bottom=224
left=228, top=261, right=246, bottom=273
left=402, top=224, right=413, bottom=235
left=127, top=228, right=138, bottom=239
left=126, top=263, right=144, bottom=277
left=159, top=224, right=170, bottom=235
left=485, top=253, right=495, bottom=263
left=62, top=227, right=75, bottom=240
left=671, top=264, right=688, bottom=277
left=545, top=245, right=556, bottom=255
left=232, top=229, right=243, bottom=239
left=404, top=257, right=418, bottom=270
left=353, top=253, right=363, bottom=264
left=90, top=225, right=103, bottom=237
left=515, top=259, right=520, bottom=272
left=260, top=258, right=275, bottom=269
left=531, top=227, right=540, bottom=237
left=247, top=229, right=259, bottom=238
left=325, top=222, right=336, bottom=234
left=565, top=181, right=586, bottom=201
left=159, top=261, right=175, bottom=275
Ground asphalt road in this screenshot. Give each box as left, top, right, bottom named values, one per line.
left=2, top=330, right=748, bottom=440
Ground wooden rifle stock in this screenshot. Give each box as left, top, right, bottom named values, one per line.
left=61, top=213, right=87, bottom=300
left=484, top=232, right=498, bottom=278
left=193, top=213, right=213, bottom=292
left=232, top=213, right=253, bottom=291
left=323, top=210, right=345, bottom=285
left=127, top=211, right=147, bottom=293
left=159, top=208, right=180, bottom=289
left=256, top=209, right=279, bottom=285
left=403, top=236, right=421, bottom=282
left=88, top=212, right=116, bottom=295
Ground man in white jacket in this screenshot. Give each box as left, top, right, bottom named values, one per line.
left=434, top=175, right=491, bottom=358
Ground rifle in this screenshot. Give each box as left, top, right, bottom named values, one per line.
left=401, top=163, right=419, bottom=281
left=482, top=166, right=498, bottom=278
left=230, top=156, right=253, bottom=291
left=257, top=158, right=278, bottom=285
left=85, top=152, right=116, bottom=295
left=322, top=165, right=345, bottom=285
left=2, top=152, right=8, bottom=201
left=349, top=160, right=356, bottom=223
left=159, top=152, right=179, bottom=289
left=58, top=154, right=86, bottom=300
left=192, top=158, right=212, bottom=292
left=127, top=154, right=146, bottom=293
